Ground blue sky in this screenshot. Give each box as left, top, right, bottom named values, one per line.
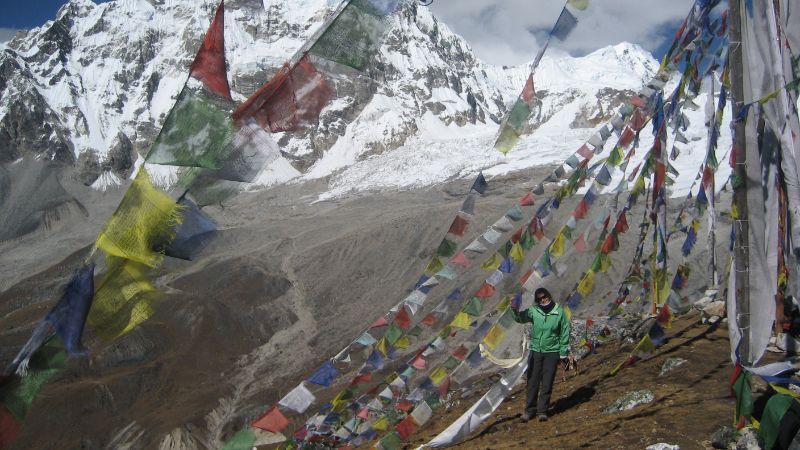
left=2, top=0, right=692, bottom=65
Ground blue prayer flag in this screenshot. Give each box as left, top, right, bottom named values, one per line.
left=367, top=350, right=384, bottom=370
left=471, top=172, right=488, bottom=194
left=164, top=196, right=217, bottom=261
left=447, top=288, right=462, bottom=301
left=499, top=257, right=513, bottom=273
left=45, top=263, right=95, bottom=356
left=308, top=360, right=339, bottom=387
left=551, top=8, right=578, bottom=41
left=682, top=228, right=697, bottom=257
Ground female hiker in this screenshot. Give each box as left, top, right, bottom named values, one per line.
left=512, top=287, right=572, bottom=422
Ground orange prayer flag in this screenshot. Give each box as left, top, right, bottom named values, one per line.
left=251, top=405, right=289, bottom=433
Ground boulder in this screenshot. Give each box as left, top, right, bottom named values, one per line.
left=735, top=427, right=760, bottom=450
left=702, top=300, right=725, bottom=318
left=659, top=357, right=688, bottom=377
left=646, top=444, right=679, bottom=450
left=604, top=389, right=655, bottom=413
left=709, top=425, right=734, bottom=449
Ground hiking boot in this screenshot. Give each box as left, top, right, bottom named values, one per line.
left=521, top=412, right=533, bottom=422
left=537, top=413, right=548, bottom=422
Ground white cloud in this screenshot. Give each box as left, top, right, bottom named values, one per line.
left=0, top=28, right=21, bottom=44
left=427, top=0, right=694, bottom=65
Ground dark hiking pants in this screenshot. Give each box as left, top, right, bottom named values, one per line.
left=525, top=351, right=560, bottom=415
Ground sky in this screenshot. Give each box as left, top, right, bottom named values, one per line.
left=1, top=0, right=694, bottom=65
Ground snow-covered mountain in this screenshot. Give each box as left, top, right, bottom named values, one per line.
left=0, top=0, right=661, bottom=196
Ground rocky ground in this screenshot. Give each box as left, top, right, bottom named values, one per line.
left=0, top=163, right=737, bottom=449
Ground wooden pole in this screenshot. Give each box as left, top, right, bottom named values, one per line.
left=728, top=0, right=751, bottom=365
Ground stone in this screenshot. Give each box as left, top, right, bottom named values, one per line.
left=659, top=357, right=687, bottom=377
left=702, top=300, right=725, bottom=318
left=646, top=444, right=679, bottom=450
left=693, top=296, right=713, bottom=310
left=604, top=390, right=655, bottom=413
left=709, top=425, right=734, bottom=449
left=735, top=427, right=760, bottom=450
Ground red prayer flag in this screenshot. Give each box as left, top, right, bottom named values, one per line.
left=615, top=213, right=629, bottom=234
left=411, top=355, right=426, bottom=369
left=452, top=345, right=468, bottom=360
left=630, top=109, right=646, bottom=130
left=0, top=406, right=20, bottom=449
left=521, top=74, right=536, bottom=105
left=702, top=166, right=714, bottom=189
left=396, top=416, right=417, bottom=440
left=370, top=316, right=389, bottom=329
left=396, top=399, right=414, bottom=413
left=357, top=407, right=370, bottom=420
left=421, top=313, right=438, bottom=327
left=572, top=199, right=588, bottom=219
left=529, top=218, right=545, bottom=239
left=577, top=144, right=593, bottom=160
left=628, top=162, right=641, bottom=181
left=252, top=405, right=290, bottom=433
left=618, top=126, right=635, bottom=148
left=630, top=96, right=647, bottom=109
left=448, top=215, right=469, bottom=237
left=586, top=318, right=594, bottom=327
left=573, top=234, right=586, bottom=253
left=350, top=373, right=372, bottom=385
left=656, top=304, right=673, bottom=328
left=654, top=162, right=666, bottom=197
left=475, top=282, right=496, bottom=298
left=395, top=306, right=411, bottom=329
left=450, top=251, right=471, bottom=268
left=519, top=192, right=535, bottom=207
left=233, top=56, right=333, bottom=132
left=438, top=376, right=451, bottom=398
left=189, top=0, right=232, bottom=100
left=601, top=233, right=615, bottom=254
left=511, top=227, right=524, bottom=243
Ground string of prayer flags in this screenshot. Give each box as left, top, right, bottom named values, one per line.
left=308, top=0, right=400, bottom=71
left=494, top=75, right=536, bottom=154
left=308, top=361, right=339, bottom=387
left=87, top=257, right=159, bottom=342
left=96, top=169, right=184, bottom=267
left=233, top=56, right=333, bottom=133
left=44, top=262, right=95, bottom=356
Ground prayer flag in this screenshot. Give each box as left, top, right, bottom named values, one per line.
left=411, top=355, right=426, bottom=369
left=309, top=0, right=399, bottom=70
left=424, top=256, right=444, bottom=275
left=618, top=126, right=635, bottom=148
left=189, top=0, right=232, bottom=100
left=0, top=336, right=66, bottom=421
left=436, top=239, right=457, bottom=258
left=252, top=405, right=289, bottom=433
left=45, top=263, right=95, bottom=356
left=498, top=257, right=513, bottom=274
left=447, top=289, right=463, bottom=301
left=493, top=216, right=514, bottom=232
left=394, top=307, right=411, bottom=329
left=411, top=401, right=433, bottom=427
left=494, top=124, right=520, bottom=154
left=430, top=367, right=448, bottom=385
left=395, top=416, right=416, bottom=440
left=550, top=229, right=566, bottom=257
left=462, top=297, right=482, bottom=316
left=482, top=228, right=502, bottom=244
left=436, top=265, right=458, bottom=280
left=370, top=316, right=389, bottom=329
left=521, top=74, right=536, bottom=106
left=475, top=283, right=496, bottom=298
left=385, top=323, right=403, bottom=344
left=506, top=99, right=532, bottom=134
left=577, top=271, right=594, bottom=296
left=577, top=144, right=593, bottom=160
left=163, top=196, right=217, bottom=261
left=460, top=193, right=476, bottom=216
left=481, top=253, right=502, bottom=271
left=88, top=257, right=159, bottom=342
left=450, top=312, right=472, bottom=330
left=277, top=383, right=316, bottom=414
left=551, top=7, right=578, bottom=41
left=510, top=242, right=525, bottom=263
left=447, top=215, right=469, bottom=237
left=465, top=240, right=487, bottom=253
left=520, top=228, right=535, bottom=250
left=506, top=205, right=524, bottom=221
left=376, top=336, right=389, bottom=356
left=394, top=336, right=411, bottom=349
left=221, top=429, right=256, bottom=450
left=573, top=233, right=586, bottom=253
left=450, top=251, right=471, bottom=268
left=519, top=192, right=535, bottom=207
left=471, top=172, right=488, bottom=194
left=96, top=168, right=184, bottom=267
left=367, top=350, right=385, bottom=370
left=0, top=407, right=20, bottom=449
left=483, top=324, right=505, bottom=350
left=307, top=361, right=339, bottom=387
left=595, top=165, right=612, bottom=186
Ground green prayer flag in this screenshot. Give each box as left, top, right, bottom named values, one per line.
left=498, top=307, right=516, bottom=328
left=442, top=356, right=460, bottom=370
left=732, top=369, right=753, bottom=423
left=758, top=394, right=795, bottom=450
left=309, top=0, right=395, bottom=71
left=0, top=336, right=67, bottom=420
left=407, top=325, right=422, bottom=337
left=520, top=228, right=535, bottom=250
left=462, top=296, right=482, bottom=316
left=494, top=124, right=520, bottom=154
left=505, top=99, right=531, bottom=133
left=385, top=323, right=403, bottom=345
left=221, top=429, right=257, bottom=450
left=146, top=87, right=234, bottom=169
left=436, top=238, right=458, bottom=258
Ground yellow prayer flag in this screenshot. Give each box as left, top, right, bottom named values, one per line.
left=394, top=336, right=411, bottom=349
left=599, top=253, right=612, bottom=273
left=576, top=271, right=595, bottom=296
left=483, top=324, right=505, bottom=350
left=635, top=334, right=655, bottom=355
left=510, top=242, right=525, bottom=263
left=425, top=256, right=444, bottom=275
left=372, top=416, right=389, bottom=431
left=376, top=336, right=389, bottom=356
left=95, top=168, right=183, bottom=268
left=632, top=176, right=646, bottom=195
left=567, top=0, right=589, bottom=10
left=550, top=229, right=566, bottom=257
left=496, top=296, right=510, bottom=312
left=331, top=391, right=349, bottom=412
left=429, top=366, right=448, bottom=385
left=450, top=312, right=472, bottom=330
left=88, top=256, right=160, bottom=342
left=481, top=253, right=502, bottom=271
left=563, top=305, right=572, bottom=321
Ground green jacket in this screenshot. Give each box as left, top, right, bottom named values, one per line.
left=512, top=303, right=571, bottom=357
